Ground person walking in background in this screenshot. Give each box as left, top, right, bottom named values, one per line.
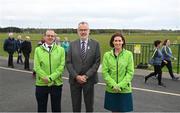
left=16, top=35, right=23, bottom=64
left=161, top=39, right=179, bottom=80
left=145, top=40, right=167, bottom=87
left=61, top=37, right=70, bottom=56
left=66, top=22, right=101, bottom=112
left=21, top=36, right=32, bottom=70
left=3, top=32, right=17, bottom=68
left=34, top=30, right=65, bottom=112
left=102, top=32, right=134, bottom=112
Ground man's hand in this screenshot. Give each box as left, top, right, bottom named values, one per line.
left=76, top=75, right=87, bottom=84
left=82, top=75, right=88, bottom=81
left=42, top=77, right=49, bottom=84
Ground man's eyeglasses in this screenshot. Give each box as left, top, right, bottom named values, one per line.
left=46, top=35, right=55, bottom=37
left=79, top=29, right=89, bottom=32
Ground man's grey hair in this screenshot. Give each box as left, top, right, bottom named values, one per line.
left=78, top=21, right=89, bottom=27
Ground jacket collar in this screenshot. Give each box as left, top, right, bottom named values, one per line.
left=110, top=48, right=125, bottom=57
left=41, top=43, right=56, bottom=52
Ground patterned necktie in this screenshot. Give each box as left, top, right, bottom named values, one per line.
left=81, top=41, right=86, bottom=60
left=48, top=46, right=52, bottom=52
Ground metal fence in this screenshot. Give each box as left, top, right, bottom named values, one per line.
left=126, top=43, right=180, bottom=74
left=1, top=39, right=180, bottom=74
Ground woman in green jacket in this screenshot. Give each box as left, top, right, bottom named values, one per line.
left=34, top=30, right=65, bottom=112
left=102, top=32, right=134, bottom=112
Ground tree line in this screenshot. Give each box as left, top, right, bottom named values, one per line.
left=0, top=27, right=179, bottom=34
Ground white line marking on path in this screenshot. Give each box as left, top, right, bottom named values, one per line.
left=0, top=66, right=69, bottom=80
left=0, top=66, right=32, bottom=74
left=1, top=66, right=180, bottom=97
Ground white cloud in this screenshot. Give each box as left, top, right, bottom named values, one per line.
left=0, top=0, right=179, bottom=29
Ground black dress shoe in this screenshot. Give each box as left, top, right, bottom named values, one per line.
left=25, top=68, right=30, bottom=71
left=158, top=83, right=166, bottom=87
left=8, top=65, right=14, bottom=68
left=172, top=77, right=179, bottom=81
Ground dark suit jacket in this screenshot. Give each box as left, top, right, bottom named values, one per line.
left=66, top=38, right=101, bottom=84
left=3, top=37, right=17, bottom=53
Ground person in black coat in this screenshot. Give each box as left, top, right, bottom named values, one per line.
left=21, top=36, right=32, bottom=70
left=16, top=35, right=23, bottom=64
left=3, top=32, right=17, bottom=68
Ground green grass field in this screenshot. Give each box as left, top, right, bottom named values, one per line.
left=1, top=32, right=179, bottom=57
left=1, top=32, right=180, bottom=73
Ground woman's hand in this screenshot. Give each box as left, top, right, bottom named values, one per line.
left=112, top=85, right=121, bottom=93
left=163, top=60, right=168, bottom=64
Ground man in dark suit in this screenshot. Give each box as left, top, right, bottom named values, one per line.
left=66, top=22, right=101, bottom=112
left=3, top=32, right=17, bottom=68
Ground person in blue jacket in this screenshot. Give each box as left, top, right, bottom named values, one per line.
left=3, top=32, right=17, bottom=68
left=61, top=37, right=70, bottom=56
left=145, top=40, right=167, bottom=87
left=161, top=39, right=179, bottom=80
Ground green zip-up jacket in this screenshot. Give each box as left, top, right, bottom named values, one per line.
left=34, top=44, right=65, bottom=86
left=102, top=49, right=134, bottom=93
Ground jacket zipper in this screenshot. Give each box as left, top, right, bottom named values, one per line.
left=116, top=56, right=119, bottom=83
left=49, top=50, right=52, bottom=75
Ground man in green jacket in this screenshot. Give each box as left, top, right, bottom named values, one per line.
left=34, top=30, right=65, bottom=112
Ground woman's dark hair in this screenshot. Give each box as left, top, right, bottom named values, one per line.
left=154, top=40, right=161, bottom=47
left=109, top=32, right=126, bottom=48
left=163, top=39, right=169, bottom=45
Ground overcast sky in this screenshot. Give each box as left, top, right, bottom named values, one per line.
left=0, top=0, right=179, bottom=29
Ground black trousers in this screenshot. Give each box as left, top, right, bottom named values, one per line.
left=146, top=65, right=162, bottom=84
left=23, top=53, right=30, bottom=69
left=70, top=83, right=94, bottom=112
left=8, top=52, right=14, bottom=67
left=17, top=52, right=23, bottom=64
left=161, top=60, right=175, bottom=78
left=35, top=85, right=62, bottom=112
